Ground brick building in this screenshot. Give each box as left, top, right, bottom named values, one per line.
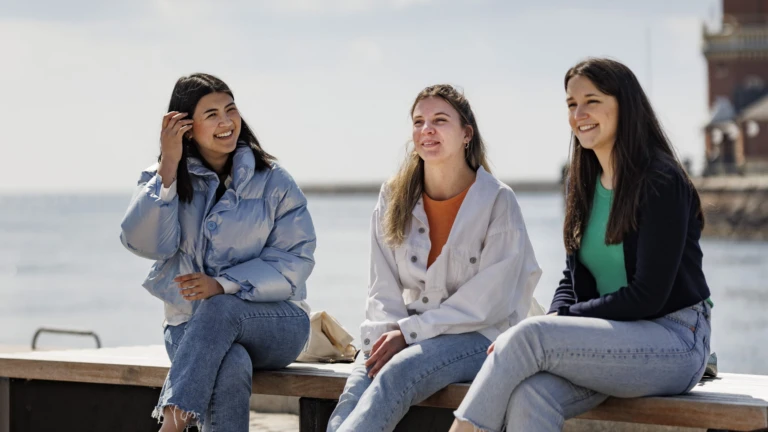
left=704, top=0, right=768, bottom=175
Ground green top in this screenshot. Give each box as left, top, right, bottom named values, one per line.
left=578, top=178, right=713, bottom=307
left=578, top=179, right=627, bottom=295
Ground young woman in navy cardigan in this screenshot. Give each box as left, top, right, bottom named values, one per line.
left=450, top=58, right=713, bottom=432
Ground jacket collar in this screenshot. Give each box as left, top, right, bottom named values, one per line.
left=412, top=165, right=498, bottom=226
left=186, top=144, right=255, bottom=193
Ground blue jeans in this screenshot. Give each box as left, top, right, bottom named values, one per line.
left=327, top=332, right=491, bottom=432
left=153, top=295, right=309, bottom=432
left=454, top=302, right=711, bottom=432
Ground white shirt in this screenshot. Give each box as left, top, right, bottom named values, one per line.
left=360, top=167, right=542, bottom=352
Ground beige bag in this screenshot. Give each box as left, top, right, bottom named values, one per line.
left=528, top=298, right=546, bottom=317
left=296, top=311, right=357, bottom=363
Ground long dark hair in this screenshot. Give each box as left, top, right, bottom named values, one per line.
left=383, top=84, right=491, bottom=246
left=562, top=58, right=702, bottom=254
left=160, top=73, right=276, bottom=203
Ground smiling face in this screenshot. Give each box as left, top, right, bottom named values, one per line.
left=566, top=74, right=618, bottom=154
left=189, top=92, right=241, bottom=161
left=411, top=96, right=472, bottom=166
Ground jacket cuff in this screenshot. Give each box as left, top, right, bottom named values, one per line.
left=360, top=322, right=399, bottom=353
left=547, top=300, right=572, bottom=315
left=215, top=276, right=241, bottom=295
left=144, top=174, right=174, bottom=205
left=397, top=316, right=429, bottom=345
left=158, top=176, right=177, bottom=202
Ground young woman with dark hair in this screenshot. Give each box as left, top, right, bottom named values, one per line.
left=120, top=73, right=315, bottom=432
left=451, top=58, right=713, bottom=432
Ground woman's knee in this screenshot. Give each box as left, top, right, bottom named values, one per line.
left=370, top=351, right=422, bottom=396
left=193, top=294, right=241, bottom=324
left=201, top=293, right=240, bottom=313
left=495, top=316, right=551, bottom=353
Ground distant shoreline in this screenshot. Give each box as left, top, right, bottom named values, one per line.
left=300, top=180, right=562, bottom=195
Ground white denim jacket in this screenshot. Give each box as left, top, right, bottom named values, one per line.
left=360, top=166, right=542, bottom=352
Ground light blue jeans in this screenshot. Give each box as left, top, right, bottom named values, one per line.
left=327, top=332, right=491, bottom=432
left=153, top=295, right=309, bottom=432
left=454, top=302, right=711, bottom=432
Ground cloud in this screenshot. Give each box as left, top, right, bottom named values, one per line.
left=0, top=0, right=152, bottom=23
left=344, top=38, right=385, bottom=68
left=257, top=0, right=435, bottom=14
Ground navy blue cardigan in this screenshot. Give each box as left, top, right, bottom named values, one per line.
left=548, top=160, right=711, bottom=320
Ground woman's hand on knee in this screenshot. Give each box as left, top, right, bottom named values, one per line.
left=487, top=342, right=495, bottom=355
left=364, top=330, right=407, bottom=378
left=175, top=273, right=225, bottom=301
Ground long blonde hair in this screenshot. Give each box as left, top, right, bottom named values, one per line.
left=383, top=84, right=491, bottom=246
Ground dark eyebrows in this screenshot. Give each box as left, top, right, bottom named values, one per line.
left=414, top=111, right=452, bottom=119
left=566, top=93, right=602, bottom=102
left=203, top=102, right=236, bottom=115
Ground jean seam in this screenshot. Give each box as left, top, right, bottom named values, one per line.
left=682, top=313, right=709, bottom=392
left=549, top=343, right=698, bottom=362
left=662, top=315, right=697, bottom=330
left=238, top=302, right=307, bottom=320
left=235, top=313, right=308, bottom=341
left=551, top=316, right=702, bottom=360
left=240, top=310, right=306, bottom=319
left=380, top=344, right=489, bottom=432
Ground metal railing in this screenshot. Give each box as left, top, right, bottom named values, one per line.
left=31, top=328, right=102, bottom=350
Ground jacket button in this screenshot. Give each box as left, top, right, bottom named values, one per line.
left=364, top=338, right=370, bottom=345
left=410, top=256, right=417, bottom=263
left=409, top=332, right=417, bottom=339
left=206, top=221, right=217, bottom=230
left=418, top=227, right=425, bottom=234
left=469, top=257, right=477, bottom=264
left=422, top=296, right=429, bottom=304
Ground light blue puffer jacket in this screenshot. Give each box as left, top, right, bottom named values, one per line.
left=120, top=145, right=316, bottom=325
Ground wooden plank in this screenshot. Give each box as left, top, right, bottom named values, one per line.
left=578, top=396, right=768, bottom=431
left=1, top=346, right=767, bottom=430
left=0, top=345, right=170, bottom=367
left=0, top=357, right=168, bottom=387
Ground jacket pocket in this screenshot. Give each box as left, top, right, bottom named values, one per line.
left=394, top=245, right=426, bottom=287
left=446, top=245, right=481, bottom=293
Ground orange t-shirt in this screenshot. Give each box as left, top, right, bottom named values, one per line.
left=423, top=184, right=472, bottom=268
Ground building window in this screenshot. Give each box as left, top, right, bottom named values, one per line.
left=745, top=75, right=765, bottom=89
left=715, top=63, right=729, bottom=79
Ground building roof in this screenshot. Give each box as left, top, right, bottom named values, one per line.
left=740, top=94, right=768, bottom=121
left=707, top=97, right=736, bottom=127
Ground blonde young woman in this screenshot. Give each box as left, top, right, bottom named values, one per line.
left=326, top=84, right=542, bottom=432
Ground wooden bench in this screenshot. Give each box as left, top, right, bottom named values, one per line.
left=0, top=345, right=766, bottom=432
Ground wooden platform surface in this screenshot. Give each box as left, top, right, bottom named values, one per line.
left=1, top=345, right=767, bottom=431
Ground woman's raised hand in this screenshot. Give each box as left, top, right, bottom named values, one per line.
left=158, top=111, right=193, bottom=187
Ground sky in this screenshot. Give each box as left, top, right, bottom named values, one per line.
left=1, top=0, right=721, bottom=193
